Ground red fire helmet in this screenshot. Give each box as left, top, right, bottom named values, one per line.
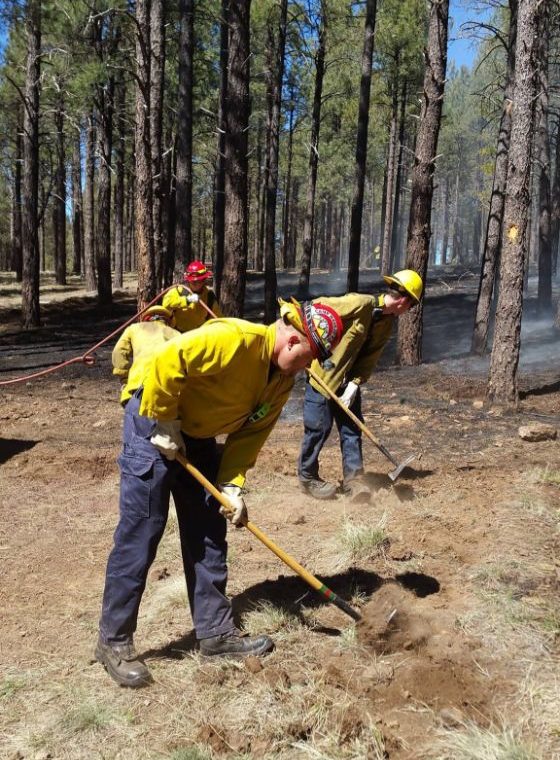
left=184, top=260, right=213, bottom=283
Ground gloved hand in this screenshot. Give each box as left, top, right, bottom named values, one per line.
left=219, top=484, right=248, bottom=527
left=186, top=293, right=200, bottom=304
left=340, top=381, right=359, bottom=408
left=150, top=419, right=185, bottom=460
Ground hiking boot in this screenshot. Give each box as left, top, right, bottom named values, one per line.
left=341, top=476, right=371, bottom=503
left=199, top=629, right=274, bottom=658
left=299, top=478, right=337, bottom=500
left=95, top=637, right=153, bottom=688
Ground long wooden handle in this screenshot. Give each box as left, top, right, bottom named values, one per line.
left=306, top=367, right=398, bottom=467
left=175, top=452, right=361, bottom=622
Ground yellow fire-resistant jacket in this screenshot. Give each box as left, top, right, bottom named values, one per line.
left=140, top=319, right=294, bottom=487
left=162, top=284, right=223, bottom=333
left=112, top=321, right=179, bottom=404
left=309, top=293, right=394, bottom=396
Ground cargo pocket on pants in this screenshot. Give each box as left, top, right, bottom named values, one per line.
left=118, top=454, right=154, bottom=518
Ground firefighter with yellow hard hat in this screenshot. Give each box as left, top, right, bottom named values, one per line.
left=162, top=260, right=223, bottom=332
left=298, top=269, right=423, bottom=501
left=96, top=298, right=343, bottom=687
left=111, top=306, right=179, bottom=406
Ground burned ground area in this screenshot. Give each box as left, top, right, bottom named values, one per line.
left=1, top=273, right=559, bottom=760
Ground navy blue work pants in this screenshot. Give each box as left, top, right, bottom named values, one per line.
left=298, top=380, right=364, bottom=483
left=99, top=394, right=235, bottom=645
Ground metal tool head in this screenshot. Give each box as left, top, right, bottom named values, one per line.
left=388, top=453, right=416, bottom=482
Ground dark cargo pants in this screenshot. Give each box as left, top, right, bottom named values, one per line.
left=99, top=393, right=235, bottom=645
left=298, top=379, right=364, bottom=483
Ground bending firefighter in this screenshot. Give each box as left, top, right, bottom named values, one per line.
left=162, top=260, right=222, bottom=332
left=298, top=269, right=423, bottom=500
left=111, top=306, right=178, bottom=406
left=95, top=299, right=343, bottom=687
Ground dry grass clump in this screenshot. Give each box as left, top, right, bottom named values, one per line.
left=529, top=467, right=560, bottom=487
left=242, top=600, right=305, bottom=636
left=434, top=720, right=539, bottom=760
left=336, top=516, right=389, bottom=566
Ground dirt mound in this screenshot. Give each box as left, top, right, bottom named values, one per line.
left=358, top=583, right=432, bottom=654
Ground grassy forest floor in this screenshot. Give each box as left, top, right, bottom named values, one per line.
left=1, top=269, right=559, bottom=760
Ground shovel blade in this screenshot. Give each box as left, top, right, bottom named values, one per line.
left=388, top=453, right=417, bottom=482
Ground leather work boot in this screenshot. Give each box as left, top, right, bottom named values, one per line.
left=95, top=637, right=153, bottom=688
left=299, top=478, right=337, bottom=500
left=199, top=629, right=274, bottom=658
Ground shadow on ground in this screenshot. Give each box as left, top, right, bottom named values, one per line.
left=0, top=437, right=39, bottom=465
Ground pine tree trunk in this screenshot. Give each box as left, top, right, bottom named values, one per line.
left=551, top=123, right=560, bottom=280
left=347, top=0, right=377, bottom=291
left=280, top=88, right=295, bottom=270
left=487, top=0, right=538, bottom=404
left=263, top=0, right=288, bottom=323
left=220, top=0, right=251, bottom=316
left=21, top=0, right=41, bottom=328
left=390, top=79, right=407, bottom=269
left=71, top=132, right=83, bottom=276
left=95, top=82, right=114, bottom=305
left=472, top=0, right=517, bottom=354
left=213, top=0, right=228, bottom=296
left=12, top=112, right=23, bottom=281
left=53, top=93, right=66, bottom=285
left=175, top=0, right=194, bottom=270
left=381, top=76, right=399, bottom=276
left=113, top=79, right=126, bottom=289
left=150, top=0, right=165, bottom=287
left=440, top=175, right=449, bottom=264
left=84, top=114, right=97, bottom=290
left=298, top=8, right=326, bottom=296
left=164, top=131, right=177, bottom=285
left=536, top=1, right=551, bottom=314
left=135, top=0, right=156, bottom=308
left=397, top=0, right=449, bottom=366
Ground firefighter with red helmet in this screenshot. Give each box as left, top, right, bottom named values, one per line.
left=162, top=260, right=223, bottom=332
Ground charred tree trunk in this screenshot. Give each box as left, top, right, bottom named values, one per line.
left=381, top=75, right=399, bottom=275
left=472, top=0, right=517, bottom=354
left=213, top=0, right=228, bottom=296
left=253, top=119, right=265, bottom=272
left=71, top=131, right=83, bottom=276
left=298, top=7, right=326, bottom=296
left=84, top=113, right=97, bottom=290
left=165, top=133, right=177, bottom=285
left=536, top=2, right=551, bottom=314
left=53, top=92, right=66, bottom=285
left=135, top=0, right=156, bottom=308
left=21, top=0, right=41, bottom=328
left=551, top=122, right=560, bottom=281
left=487, top=0, right=538, bottom=404
left=347, top=0, right=377, bottom=291
left=114, top=79, right=126, bottom=289
left=150, top=0, right=165, bottom=286
left=220, top=0, right=251, bottom=316
left=440, top=175, right=449, bottom=265
left=397, top=0, right=449, bottom=366
left=95, top=83, right=114, bottom=305
left=263, top=0, right=288, bottom=323
left=175, top=0, right=194, bottom=270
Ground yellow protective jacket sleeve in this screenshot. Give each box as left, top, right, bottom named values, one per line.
left=162, top=285, right=223, bottom=333
left=309, top=293, right=395, bottom=396
left=112, top=322, right=179, bottom=403
left=139, top=319, right=294, bottom=487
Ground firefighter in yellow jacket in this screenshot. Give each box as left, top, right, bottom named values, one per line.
left=96, top=298, right=343, bottom=687
left=298, top=269, right=423, bottom=500
left=111, top=306, right=179, bottom=405
left=162, top=260, right=223, bottom=332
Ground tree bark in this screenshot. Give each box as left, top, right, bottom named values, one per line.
left=135, top=0, right=156, bottom=309
left=347, top=0, right=377, bottom=291
left=114, top=78, right=126, bottom=289
left=71, top=131, right=83, bottom=276
left=298, top=6, right=326, bottom=296
left=380, top=75, right=399, bottom=276
left=280, top=85, right=295, bottom=271
left=21, top=0, right=41, bottom=328
left=487, top=0, right=538, bottom=404
left=53, top=91, right=66, bottom=285
left=220, top=0, right=251, bottom=316
left=535, top=1, right=551, bottom=314
left=263, top=0, right=288, bottom=323
left=397, top=0, right=449, bottom=366
left=12, top=111, right=23, bottom=281
left=551, top=122, right=560, bottom=281
left=390, top=79, right=407, bottom=269
left=213, top=0, right=229, bottom=296
left=84, top=113, right=97, bottom=290
left=175, top=0, right=194, bottom=270
left=150, top=0, right=165, bottom=286
left=472, top=0, right=517, bottom=354
left=95, top=81, right=114, bottom=305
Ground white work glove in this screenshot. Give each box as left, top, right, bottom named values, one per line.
left=340, top=381, right=359, bottom=408
left=150, top=420, right=185, bottom=460
left=186, top=293, right=200, bottom=304
left=219, top=484, right=248, bottom=528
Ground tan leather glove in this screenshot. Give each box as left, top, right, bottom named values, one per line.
left=219, top=484, right=248, bottom=527
left=150, top=420, right=185, bottom=460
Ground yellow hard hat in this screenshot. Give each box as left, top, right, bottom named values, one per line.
left=278, top=297, right=343, bottom=366
left=141, top=305, right=174, bottom=323
left=383, top=269, right=423, bottom=303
